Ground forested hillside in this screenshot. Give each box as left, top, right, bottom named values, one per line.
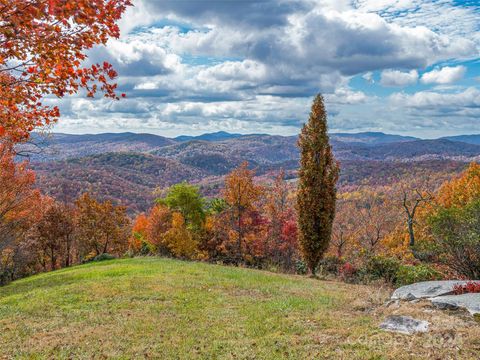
left=28, top=132, right=478, bottom=212
left=3, top=1, right=480, bottom=359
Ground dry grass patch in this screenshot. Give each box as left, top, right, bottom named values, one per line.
left=0, top=258, right=478, bottom=359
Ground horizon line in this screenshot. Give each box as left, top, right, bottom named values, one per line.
left=43, top=130, right=480, bottom=141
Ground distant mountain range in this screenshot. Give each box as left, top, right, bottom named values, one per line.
left=174, top=131, right=246, bottom=142
left=330, top=132, right=418, bottom=145
left=441, top=134, right=480, bottom=145
left=26, top=131, right=480, bottom=163
left=26, top=131, right=479, bottom=212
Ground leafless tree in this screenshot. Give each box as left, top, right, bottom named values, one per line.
left=401, top=188, right=433, bottom=247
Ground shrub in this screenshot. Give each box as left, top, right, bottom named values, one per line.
left=453, top=281, right=480, bottom=295
left=92, top=253, right=116, bottom=262
left=395, top=264, right=442, bottom=287
left=429, top=200, right=480, bottom=279
left=339, top=262, right=357, bottom=283
left=295, top=260, right=308, bottom=275
left=318, top=256, right=345, bottom=275
left=411, top=242, right=437, bottom=263
left=139, top=240, right=156, bottom=255
left=0, top=270, right=13, bottom=286
left=361, top=256, right=400, bottom=284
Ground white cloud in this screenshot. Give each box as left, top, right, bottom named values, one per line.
left=421, top=66, right=467, bottom=85
left=355, top=0, right=480, bottom=47
left=325, top=88, right=368, bottom=104
left=390, top=87, right=480, bottom=113
left=55, top=0, right=480, bottom=136
left=362, top=72, right=374, bottom=83
left=380, top=69, right=418, bottom=87
left=354, top=0, right=418, bottom=12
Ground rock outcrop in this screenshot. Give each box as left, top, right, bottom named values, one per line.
left=391, top=281, right=469, bottom=300
left=380, top=315, right=429, bottom=335
left=430, top=293, right=480, bottom=315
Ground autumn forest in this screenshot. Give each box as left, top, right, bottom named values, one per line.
left=1, top=1, right=480, bottom=358
left=1, top=0, right=480, bottom=289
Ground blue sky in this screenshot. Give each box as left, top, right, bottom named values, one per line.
left=53, top=0, right=480, bottom=138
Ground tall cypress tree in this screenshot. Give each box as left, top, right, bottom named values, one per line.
left=297, top=94, right=339, bottom=276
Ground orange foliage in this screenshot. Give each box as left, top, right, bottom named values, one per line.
left=75, top=193, right=130, bottom=259
left=436, top=162, right=480, bottom=209
left=30, top=199, right=75, bottom=270
left=145, top=205, right=172, bottom=253
left=163, top=212, right=198, bottom=259
left=131, top=206, right=200, bottom=259
left=221, top=162, right=264, bottom=262
left=223, top=162, right=262, bottom=212
left=129, top=213, right=149, bottom=253
left=0, top=0, right=131, bottom=143
left=406, top=162, right=479, bottom=228
left=263, top=171, right=299, bottom=269
left=413, top=162, right=480, bottom=249
left=0, top=145, right=41, bottom=247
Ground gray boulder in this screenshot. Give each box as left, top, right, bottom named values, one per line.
left=430, top=293, right=480, bottom=315
left=391, top=281, right=469, bottom=300
left=380, top=315, right=429, bottom=335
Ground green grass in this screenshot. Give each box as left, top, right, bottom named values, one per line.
left=0, top=258, right=478, bottom=359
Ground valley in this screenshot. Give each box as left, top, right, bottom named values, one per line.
left=26, top=131, right=479, bottom=212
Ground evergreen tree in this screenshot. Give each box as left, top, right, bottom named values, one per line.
left=156, top=182, right=206, bottom=232
left=297, top=94, right=339, bottom=276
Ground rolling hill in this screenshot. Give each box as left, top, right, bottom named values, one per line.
left=26, top=132, right=176, bottom=162
left=26, top=131, right=480, bottom=212
left=174, top=131, right=245, bottom=142
left=33, top=153, right=206, bottom=212
left=26, top=131, right=480, bottom=163
left=442, top=134, right=480, bottom=145
left=0, top=258, right=478, bottom=359
left=330, top=131, right=418, bottom=145
left=348, top=139, right=480, bottom=161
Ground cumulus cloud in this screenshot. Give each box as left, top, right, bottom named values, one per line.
left=391, top=87, right=480, bottom=107
left=362, top=72, right=375, bottom=83
left=421, top=66, right=467, bottom=85
left=356, top=0, right=480, bottom=45
left=56, top=0, right=480, bottom=136
left=390, top=87, right=480, bottom=119
left=142, top=0, right=309, bottom=29
left=380, top=69, right=418, bottom=87
left=325, top=88, right=368, bottom=104
left=100, top=4, right=476, bottom=100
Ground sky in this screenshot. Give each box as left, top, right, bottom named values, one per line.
left=53, top=0, right=480, bottom=138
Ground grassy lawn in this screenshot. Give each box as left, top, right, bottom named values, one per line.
left=0, top=258, right=479, bottom=359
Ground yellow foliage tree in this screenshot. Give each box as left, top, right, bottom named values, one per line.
left=436, top=162, right=480, bottom=208
left=414, top=162, right=480, bottom=250
left=163, top=212, right=198, bottom=259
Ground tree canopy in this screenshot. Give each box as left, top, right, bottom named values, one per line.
left=0, top=0, right=131, bottom=143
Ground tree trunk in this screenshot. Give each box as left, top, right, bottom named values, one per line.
left=103, top=236, right=109, bottom=254
left=407, top=218, right=415, bottom=247
left=65, top=235, right=71, bottom=267
left=237, top=211, right=242, bottom=261
left=50, top=247, right=56, bottom=271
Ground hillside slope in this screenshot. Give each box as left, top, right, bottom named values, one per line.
left=33, top=153, right=205, bottom=212
left=0, top=258, right=478, bottom=359
left=442, top=134, right=480, bottom=145
left=26, top=132, right=480, bottom=211
left=26, top=132, right=480, bottom=163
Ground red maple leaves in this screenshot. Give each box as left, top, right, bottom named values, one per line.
left=453, top=281, right=480, bottom=295
left=0, top=0, right=132, bottom=143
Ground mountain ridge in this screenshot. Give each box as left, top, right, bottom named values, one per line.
left=27, top=130, right=476, bottom=163
left=29, top=130, right=479, bottom=213
left=441, top=134, right=480, bottom=145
